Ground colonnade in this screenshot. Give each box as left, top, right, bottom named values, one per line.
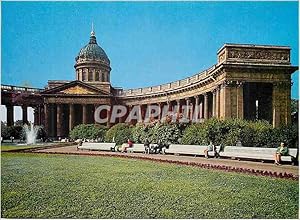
left=123, top=88, right=222, bottom=124
left=4, top=104, right=43, bottom=126
left=43, top=103, right=103, bottom=137
left=4, top=80, right=291, bottom=137
left=76, top=68, right=110, bottom=82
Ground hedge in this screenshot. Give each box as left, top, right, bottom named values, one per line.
left=181, top=118, right=298, bottom=148
left=131, top=122, right=187, bottom=145
left=105, top=123, right=133, bottom=145
left=69, top=124, right=107, bottom=140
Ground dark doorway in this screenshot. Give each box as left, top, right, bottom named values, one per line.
left=243, top=82, right=273, bottom=123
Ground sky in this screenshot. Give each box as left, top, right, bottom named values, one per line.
left=1, top=1, right=299, bottom=122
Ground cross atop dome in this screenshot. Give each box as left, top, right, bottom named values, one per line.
left=91, top=22, right=95, bottom=37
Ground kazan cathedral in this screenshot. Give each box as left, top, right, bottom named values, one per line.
left=1, top=28, right=298, bottom=138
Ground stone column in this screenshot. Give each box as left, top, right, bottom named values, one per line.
left=82, top=104, right=87, bottom=124
left=194, top=95, right=199, bottom=122
left=94, top=104, right=100, bottom=124
left=50, top=104, right=57, bottom=137
left=86, top=68, right=89, bottom=81
left=57, top=104, right=63, bottom=137
left=215, top=87, right=220, bottom=118
left=6, top=105, right=14, bottom=126
left=39, top=105, right=44, bottom=126
left=212, top=90, right=216, bottom=117
left=158, top=103, right=163, bottom=120
left=69, top=104, right=75, bottom=131
left=44, top=104, right=49, bottom=136
left=199, top=101, right=203, bottom=119
left=106, top=105, right=111, bottom=127
left=140, top=105, right=146, bottom=122
left=185, top=98, right=190, bottom=120
left=204, top=93, right=209, bottom=119
left=104, top=72, right=107, bottom=82
left=22, top=105, right=28, bottom=124
left=127, top=105, right=133, bottom=124
left=79, top=69, right=83, bottom=81
left=137, top=105, right=142, bottom=122
left=236, top=81, right=244, bottom=119
left=286, top=83, right=292, bottom=125
left=34, top=107, right=39, bottom=126
left=176, top=100, right=181, bottom=120
left=272, top=82, right=291, bottom=127
left=93, top=69, right=96, bottom=81
left=220, top=81, right=233, bottom=119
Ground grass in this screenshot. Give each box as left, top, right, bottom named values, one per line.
left=1, top=153, right=299, bottom=219
left=0, top=145, right=37, bottom=151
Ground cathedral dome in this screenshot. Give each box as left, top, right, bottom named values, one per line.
left=75, top=32, right=110, bottom=65
left=74, top=27, right=111, bottom=85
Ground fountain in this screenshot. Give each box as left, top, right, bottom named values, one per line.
left=24, top=123, right=39, bottom=145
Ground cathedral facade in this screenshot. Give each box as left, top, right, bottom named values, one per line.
left=1, top=30, right=298, bottom=138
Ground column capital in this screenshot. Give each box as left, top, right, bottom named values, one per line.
left=236, top=81, right=245, bottom=88
left=221, top=80, right=235, bottom=88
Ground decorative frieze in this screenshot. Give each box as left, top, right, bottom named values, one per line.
left=228, top=49, right=289, bottom=62
left=218, top=44, right=291, bottom=65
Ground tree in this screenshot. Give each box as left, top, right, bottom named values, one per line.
left=291, top=99, right=298, bottom=113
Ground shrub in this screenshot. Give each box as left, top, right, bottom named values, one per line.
left=181, top=123, right=208, bottom=145
left=272, top=124, right=298, bottom=148
left=105, top=123, right=132, bottom=145
left=8, top=126, right=24, bottom=139
left=131, top=122, right=184, bottom=145
left=1, top=123, right=10, bottom=139
left=181, top=118, right=298, bottom=148
left=69, top=124, right=107, bottom=140
left=36, top=126, right=47, bottom=140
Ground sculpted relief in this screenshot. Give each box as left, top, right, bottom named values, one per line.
left=227, top=49, right=290, bottom=62
left=61, top=85, right=96, bottom=95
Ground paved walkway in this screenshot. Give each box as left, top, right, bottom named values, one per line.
left=31, top=145, right=299, bottom=178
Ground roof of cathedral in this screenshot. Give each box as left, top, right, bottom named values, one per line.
left=75, top=29, right=110, bottom=65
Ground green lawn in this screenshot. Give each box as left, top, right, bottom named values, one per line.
left=1, top=153, right=299, bottom=219
left=1, top=145, right=37, bottom=151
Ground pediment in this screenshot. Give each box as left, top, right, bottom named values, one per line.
left=42, top=81, right=110, bottom=96
left=60, top=85, right=97, bottom=94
